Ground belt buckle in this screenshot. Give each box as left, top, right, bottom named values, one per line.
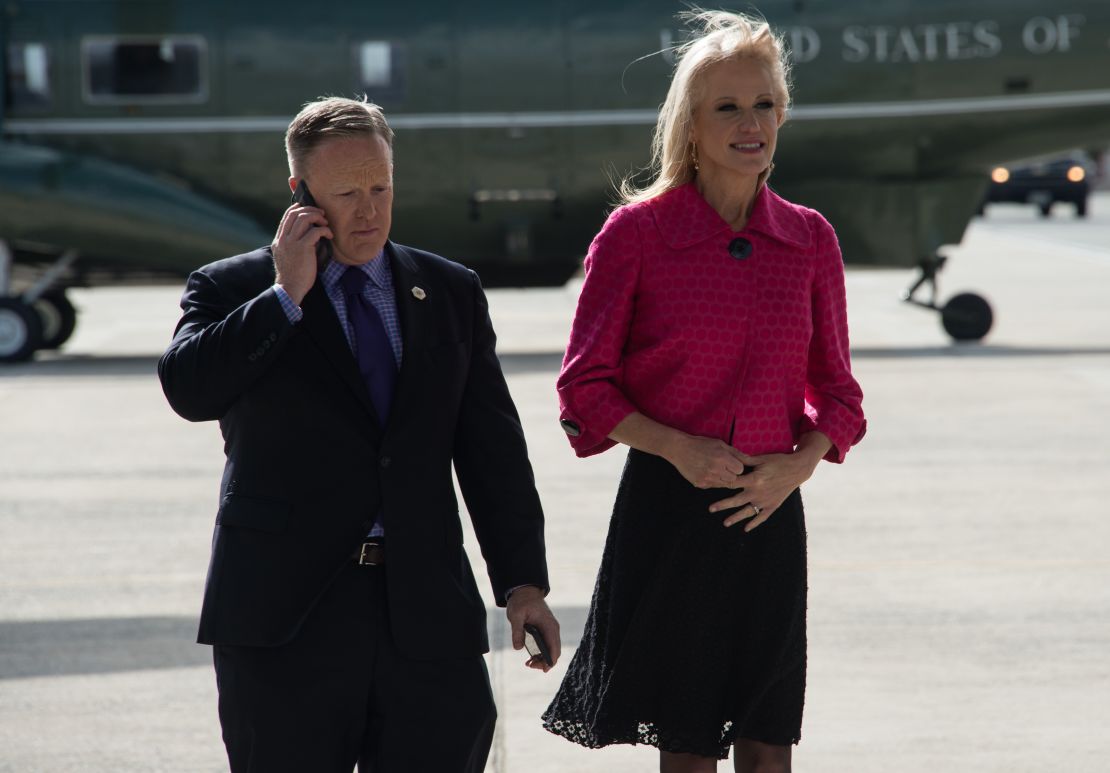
left=358, top=540, right=384, bottom=566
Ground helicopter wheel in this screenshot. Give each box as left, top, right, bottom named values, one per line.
left=0, top=297, right=44, bottom=363
left=941, top=292, right=993, bottom=342
left=32, top=291, right=78, bottom=350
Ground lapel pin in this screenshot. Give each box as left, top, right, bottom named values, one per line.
left=411, top=286, right=427, bottom=300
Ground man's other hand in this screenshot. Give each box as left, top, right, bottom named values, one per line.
left=505, top=586, right=561, bottom=672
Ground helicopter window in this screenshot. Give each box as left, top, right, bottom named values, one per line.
left=355, top=41, right=406, bottom=102
left=5, top=43, right=53, bottom=109
left=83, top=36, right=207, bottom=104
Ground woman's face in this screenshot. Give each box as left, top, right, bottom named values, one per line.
left=690, top=58, right=783, bottom=183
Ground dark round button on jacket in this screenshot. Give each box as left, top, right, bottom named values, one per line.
left=728, top=237, right=753, bottom=260
left=379, top=456, right=392, bottom=468
left=560, top=419, right=581, bottom=437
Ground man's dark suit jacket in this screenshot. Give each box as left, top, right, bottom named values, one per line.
left=158, top=242, right=549, bottom=660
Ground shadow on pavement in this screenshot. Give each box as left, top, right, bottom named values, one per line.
left=0, top=355, right=160, bottom=379
left=0, top=617, right=206, bottom=679
left=498, top=352, right=564, bottom=375
left=4, top=342, right=1105, bottom=382
left=852, top=344, right=1110, bottom=359
left=0, top=352, right=567, bottom=379
left=4, top=344, right=1108, bottom=382
left=0, top=606, right=590, bottom=680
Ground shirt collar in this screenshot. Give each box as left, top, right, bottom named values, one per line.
left=647, top=182, right=811, bottom=251
left=321, top=250, right=391, bottom=292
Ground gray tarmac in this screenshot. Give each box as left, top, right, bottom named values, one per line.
left=2, top=195, right=1109, bottom=772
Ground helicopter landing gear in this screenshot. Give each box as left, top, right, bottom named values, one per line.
left=0, top=246, right=80, bottom=363
left=0, top=296, right=43, bottom=362
left=902, top=254, right=993, bottom=342
left=33, top=292, right=78, bottom=350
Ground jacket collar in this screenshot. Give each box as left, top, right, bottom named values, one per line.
left=385, top=240, right=425, bottom=363
left=383, top=240, right=426, bottom=433
left=648, top=181, right=811, bottom=251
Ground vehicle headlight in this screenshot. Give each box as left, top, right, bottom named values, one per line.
left=1066, top=165, right=1085, bottom=183
left=991, top=167, right=1010, bottom=184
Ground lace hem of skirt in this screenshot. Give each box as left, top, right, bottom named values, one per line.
left=542, top=716, right=797, bottom=760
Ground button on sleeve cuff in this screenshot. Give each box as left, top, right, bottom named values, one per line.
left=558, top=394, right=636, bottom=458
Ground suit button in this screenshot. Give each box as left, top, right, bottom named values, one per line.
left=270, top=332, right=278, bottom=342
left=248, top=353, right=257, bottom=362
left=379, top=456, right=392, bottom=468
left=559, top=419, right=581, bottom=437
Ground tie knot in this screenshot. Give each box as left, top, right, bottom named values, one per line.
left=339, top=266, right=370, bottom=299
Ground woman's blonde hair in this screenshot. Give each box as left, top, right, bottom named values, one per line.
left=620, top=10, right=792, bottom=204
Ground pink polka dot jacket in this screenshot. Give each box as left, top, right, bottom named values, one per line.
left=557, top=181, right=866, bottom=462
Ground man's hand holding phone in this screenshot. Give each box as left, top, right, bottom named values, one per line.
left=506, top=585, right=560, bottom=672
left=273, top=180, right=334, bottom=306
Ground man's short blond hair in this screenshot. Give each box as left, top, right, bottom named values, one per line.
left=285, top=96, right=395, bottom=176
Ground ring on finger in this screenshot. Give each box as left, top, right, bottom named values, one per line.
left=750, top=504, right=762, bottom=516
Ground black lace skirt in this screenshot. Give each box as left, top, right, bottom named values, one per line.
left=542, top=448, right=807, bottom=759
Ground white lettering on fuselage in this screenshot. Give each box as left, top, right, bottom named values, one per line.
left=788, top=26, right=821, bottom=64
left=1022, top=15, right=1085, bottom=54
left=780, top=14, right=1086, bottom=64
left=843, top=21, right=1006, bottom=62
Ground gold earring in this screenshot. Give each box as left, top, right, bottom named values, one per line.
left=692, top=143, right=700, bottom=173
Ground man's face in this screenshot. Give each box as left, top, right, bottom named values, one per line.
left=294, top=134, right=393, bottom=266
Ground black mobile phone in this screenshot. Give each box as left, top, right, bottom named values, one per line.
left=523, top=623, right=553, bottom=667
left=290, top=179, right=332, bottom=267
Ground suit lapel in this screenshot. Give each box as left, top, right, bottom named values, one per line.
left=299, top=279, right=383, bottom=440
left=387, top=242, right=427, bottom=428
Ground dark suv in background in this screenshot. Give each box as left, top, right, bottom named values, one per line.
left=980, top=153, right=1095, bottom=218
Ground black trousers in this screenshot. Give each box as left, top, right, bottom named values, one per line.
left=213, top=562, right=496, bottom=773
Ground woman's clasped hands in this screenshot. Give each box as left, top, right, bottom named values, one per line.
left=666, top=432, right=829, bottom=532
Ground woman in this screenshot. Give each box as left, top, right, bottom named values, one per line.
left=542, top=11, right=866, bottom=772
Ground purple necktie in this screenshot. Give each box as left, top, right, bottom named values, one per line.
left=339, top=266, right=397, bottom=422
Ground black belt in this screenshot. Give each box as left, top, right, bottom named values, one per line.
left=353, top=538, right=385, bottom=566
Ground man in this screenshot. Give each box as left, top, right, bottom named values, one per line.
left=158, top=97, right=560, bottom=773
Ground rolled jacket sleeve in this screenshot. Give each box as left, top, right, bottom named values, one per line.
left=556, top=206, right=642, bottom=457
left=800, top=214, right=866, bottom=463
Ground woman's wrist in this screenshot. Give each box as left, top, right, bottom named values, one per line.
left=611, top=412, right=689, bottom=462
left=795, top=431, right=832, bottom=471
left=658, top=428, right=690, bottom=466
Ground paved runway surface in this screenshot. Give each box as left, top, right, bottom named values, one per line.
left=2, top=195, right=1109, bottom=771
